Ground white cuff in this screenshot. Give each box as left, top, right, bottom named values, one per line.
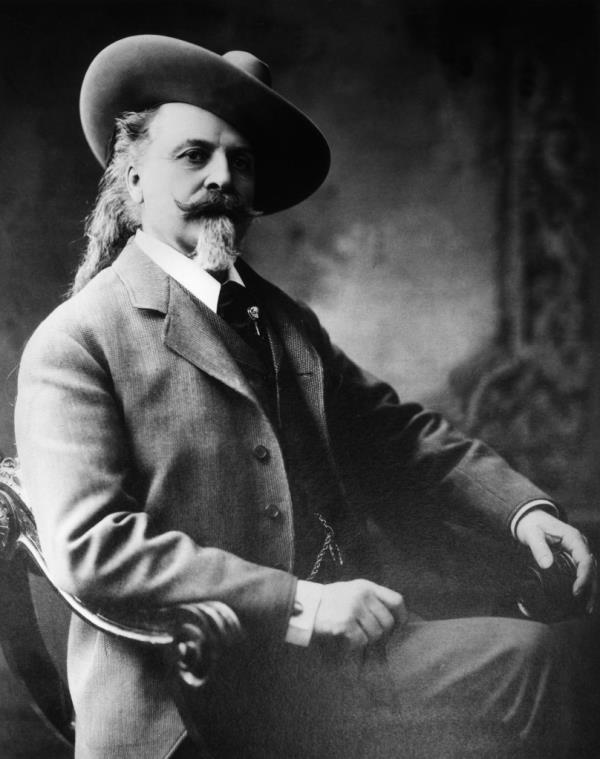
left=510, top=499, right=559, bottom=538
left=284, top=580, right=323, bottom=647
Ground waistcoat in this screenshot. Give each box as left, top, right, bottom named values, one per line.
left=213, top=297, right=376, bottom=583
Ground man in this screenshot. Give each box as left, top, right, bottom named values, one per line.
left=14, top=35, right=596, bottom=759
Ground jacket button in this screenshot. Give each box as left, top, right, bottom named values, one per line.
left=274, top=563, right=287, bottom=571
left=253, top=445, right=270, bottom=462
left=264, top=504, right=281, bottom=520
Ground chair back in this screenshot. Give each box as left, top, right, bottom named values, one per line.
left=0, top=457, right=74, bottom=747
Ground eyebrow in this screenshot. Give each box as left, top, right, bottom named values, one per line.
left=170, top=138, right=253, bottom=158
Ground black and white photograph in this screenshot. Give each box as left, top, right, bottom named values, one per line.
left=1, top=1, right=600, bottom=757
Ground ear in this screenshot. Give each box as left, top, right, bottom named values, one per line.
left=126, top=164, right=143, bottom=204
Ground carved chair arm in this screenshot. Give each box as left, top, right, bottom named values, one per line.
left=0, top=456, right=242, bottom=753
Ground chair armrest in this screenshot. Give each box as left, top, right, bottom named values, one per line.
left=0, top=457, right=242, bottom=755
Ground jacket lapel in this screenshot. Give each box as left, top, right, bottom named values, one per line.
left=113, top=243, right=328, bottom=418
left=164, top=283, right=262, bottom=404
left=113, top=242, right=261, bottom=406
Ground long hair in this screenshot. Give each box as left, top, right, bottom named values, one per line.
left=70, top=107, right=159, bottom=296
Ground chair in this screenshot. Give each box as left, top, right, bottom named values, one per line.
left=0, top=456, right=242, bottom=758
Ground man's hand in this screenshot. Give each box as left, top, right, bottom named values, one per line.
left=516, top=510, right=597, bottom=613
left=313, top=579, right=407, bottom=650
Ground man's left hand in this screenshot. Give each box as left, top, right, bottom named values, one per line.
left=516, top=510, right=597, bottom=614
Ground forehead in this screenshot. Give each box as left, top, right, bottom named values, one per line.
left=147, top=103, right=252, bottom=151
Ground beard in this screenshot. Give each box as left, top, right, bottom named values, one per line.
left=189, top=215, right=242, bottom=273
left=176, top=190, right=259, bottom=274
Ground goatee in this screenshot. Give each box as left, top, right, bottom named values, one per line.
left=176, top=190, right=260, bottom=273
left=188, top=215, right=242, bottom=273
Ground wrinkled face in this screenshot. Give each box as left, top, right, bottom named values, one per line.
left=126, top=103, right=256, bottom=256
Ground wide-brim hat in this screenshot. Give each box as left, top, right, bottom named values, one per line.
left=80, top=35, right=330, bottom=214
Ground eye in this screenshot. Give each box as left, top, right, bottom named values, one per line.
left=230, top=152, right=255, bottom=175
left=181, top=148, right=210, bottom=165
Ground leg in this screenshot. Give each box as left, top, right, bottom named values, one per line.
left=352, top=616, right=572, bottom=759
left=197, top=615, right=574, bottom=759
left=553, top=615, right=600, bottom=757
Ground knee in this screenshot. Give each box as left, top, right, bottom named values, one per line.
left=505, top=620, right=566, bottom=676
left=497, top=619, right=571, bottom=702
left=477, top=621, right=570, bottom=758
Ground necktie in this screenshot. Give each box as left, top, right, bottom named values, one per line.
left=216, top=281, right=273, bottom=371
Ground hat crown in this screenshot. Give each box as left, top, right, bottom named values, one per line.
left=222, top=51, right=272, bottom=87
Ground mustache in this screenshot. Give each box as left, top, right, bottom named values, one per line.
left=175, top=190, right=262, bottom=222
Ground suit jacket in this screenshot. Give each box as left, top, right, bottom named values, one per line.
left=14, top=241, right=550, bottom=758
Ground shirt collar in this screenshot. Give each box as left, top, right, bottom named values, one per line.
left=134, top=229, right=244, bottom=313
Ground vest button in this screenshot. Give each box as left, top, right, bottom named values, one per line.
left=264, top=504, right=281, bottom=520
left=253, top=445, right=270, bottom=462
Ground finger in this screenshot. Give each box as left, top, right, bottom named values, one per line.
left=357, top=612, right=385, bottom=644
left=572, top=551, right=595, bottom=597
left=586, top=561, right=597, bottom=615
left=525, top=527, right=554, bottom=569
left=555, top=529, right=595, bottom=594
left=392, top=597, right=408, bottom=627
left=346, top=623, right=369, bottom=651
left=380, top=594, right=408, bottom=627
left=365, top=599, right=396, bottom=635
left=558, top=526, right=590, bottom=560
left=372, top=585, right=406, bottom=618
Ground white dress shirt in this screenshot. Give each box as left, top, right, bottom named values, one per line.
left=135, top=229, right=558, bottom=646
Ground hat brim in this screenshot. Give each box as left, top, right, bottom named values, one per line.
left=80, top=35, right=331, bottom=214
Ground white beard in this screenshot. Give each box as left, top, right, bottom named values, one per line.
left=189, top=216, right=241, bottom=273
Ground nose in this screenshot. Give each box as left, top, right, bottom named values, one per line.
left=205, top=148, right=232, bottom=191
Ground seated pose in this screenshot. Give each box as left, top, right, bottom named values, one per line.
left=15, top=35, right=596, bottom=759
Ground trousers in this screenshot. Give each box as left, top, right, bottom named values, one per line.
left=174, top=613, right=578, bottom=759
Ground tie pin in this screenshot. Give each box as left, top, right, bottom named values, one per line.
left=247, top=305, right=261, bottom=336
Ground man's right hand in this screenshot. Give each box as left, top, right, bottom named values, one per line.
left=313, top=579, right=407, bottom=650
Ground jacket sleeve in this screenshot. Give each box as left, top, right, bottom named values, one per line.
left=14, top=318, right=296, bottom=640
left=298, top=302, right=554, bottom=536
